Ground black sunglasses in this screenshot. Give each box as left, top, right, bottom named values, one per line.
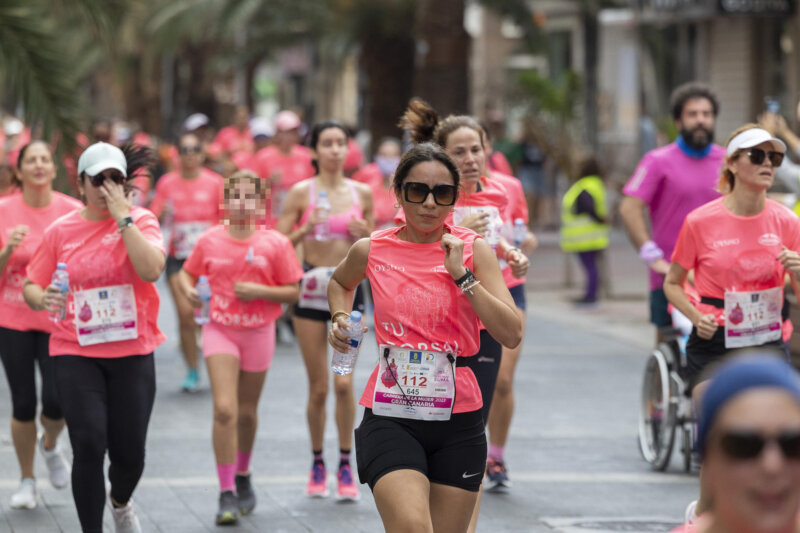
left=402, top=182, right=457, bottom=206
left=179, top=146, right=202, bottom=154
left=718, top=430, right=800, bottom=460
left=746, top=148, right=784, bottom=167
left=89, top=171, right=125, bottom=187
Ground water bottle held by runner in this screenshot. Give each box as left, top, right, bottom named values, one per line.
left=314, top=191, right=331, bottom=241
left=49, top=263, right=69, bottom=322
left=195, top=275, right=211, bottom=325
left=331, top=311, right=364, bottom=375
left=513, top=218, right=526, bottom=248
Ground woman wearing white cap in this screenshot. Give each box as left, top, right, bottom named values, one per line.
left=23, top=142, right=166, bottom=533
left=664, top=124, right=800, bottom=523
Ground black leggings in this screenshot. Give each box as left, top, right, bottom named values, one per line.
left=461, top=330, right=503, bottom=424
left=0, top=327, right=61, bottom=421
left=55, top=353, right=156, bottom=533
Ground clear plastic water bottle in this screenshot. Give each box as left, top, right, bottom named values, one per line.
left=314, top=190, right=331, bottom=241
left=513, top=218, right=526, bottom=247
left=331, top=311, right=364, bottom=375
left=194, top=275, right=211, bottom=325
left=49, top=263, right=69, bottom=322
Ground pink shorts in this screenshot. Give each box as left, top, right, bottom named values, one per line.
left=202, top=321, right=276, bottom=372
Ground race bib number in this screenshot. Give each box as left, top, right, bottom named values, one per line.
left=172, top=222, right=211, bottom=259
left=298, top=267, right=335, bottom=311
left=453, top=206, right=502, bottom=247
left=74, top=284, right=138, bottom=346
left=372, top=344, right=456, bottom=421
left=724, top=287, right=782, bottom=349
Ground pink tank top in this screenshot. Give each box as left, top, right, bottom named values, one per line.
left=299, top=178, right=363, bottom=241
left=359, top=224, right=483, bottom=414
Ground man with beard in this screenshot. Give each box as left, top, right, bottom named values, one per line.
left=620, top=83, right=724, bottom=343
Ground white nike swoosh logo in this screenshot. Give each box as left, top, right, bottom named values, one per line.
left=462, top=472, right=481, bottom=478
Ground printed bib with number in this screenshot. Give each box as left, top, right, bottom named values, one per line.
left=172, top=222, right=211, bottom=259
left=74, top=284, right=138, bottom=346
left=453, top=206, right=502, bottom=248
left=372, top=344, right=456, bottom=421
left=298, top=267, right=335, bottom=311
left=724, top=287, right=782, bottom=348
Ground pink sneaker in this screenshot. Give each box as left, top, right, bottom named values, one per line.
left=336, top=464, right=360, bottom=501
left=306, top=463, right=329, bottom=498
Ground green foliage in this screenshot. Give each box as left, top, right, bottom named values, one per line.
left=517, top=70, right=583, bottom=120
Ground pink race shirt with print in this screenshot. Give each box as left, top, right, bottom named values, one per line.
left=360, top=224, right=483, bottom=414
left=671, top=197, right=800, bottom=324
left=183, top=226, right=303, bottom=328
left=149, top=168, right=224, bottom=258
left=26, top=207, right=166, bottom=357
left=0, top=192, right=83, bottom=332
left=623, top=143, right=724, bottom=289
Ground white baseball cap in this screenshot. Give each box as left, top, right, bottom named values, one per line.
left=4, top=119, right=23, bottom=136
left=274, top=110, right=301, bottom=132
left=78, top=142, right=127, bottom=177
left=249, top=117, right=274, bottom=139
left=183, top=113, right=210, bottom=132
left=726, top=127, right=786, bottom=156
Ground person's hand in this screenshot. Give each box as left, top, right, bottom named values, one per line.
left=100, top=180, right=132, bottom=223
left=41, top=284, right=67, bottom=313
left=779, top=246, right=800, bottom=276
left=184, top=286, right=202, bottom=308
left=441, top=233, right=467, bottom=280
left=459, top=212, right=490, bottom=236
left=759, top=111, right=780, bottom=136
left=347, top=217, right=370, bottom=239
left=695, top=313, right=718, bottom=340
left=4, top=225, right=29, bottom=253
left=521, top=232, right=538, bottom=255
left=234, top=282, right=263, bottom=301
left=649, top=258, right=670, bottom=276
left=507, top=248, right=529, bottom=278
left=328, top=313, right=369, bottom=352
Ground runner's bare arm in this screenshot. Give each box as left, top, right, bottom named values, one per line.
left=275, top=183, right=314, bottom=245
left=664, top=261, right=717, bottom=339
left=619, top=195, right=651, bottom=250
left=22, top=279, right=64, bottom=313
left=233, top=281, right=300, bottom=303
left=177, top=268, right=201, bottom=308
left=328, top=238, right=371, bottom=352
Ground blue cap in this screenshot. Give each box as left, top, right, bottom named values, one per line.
left=698, top=353, right=800, bottom=458
left=350, top=311, right=362, bottom=322
left=56, top=262, right=67, bottom=269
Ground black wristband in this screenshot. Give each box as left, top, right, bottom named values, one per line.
left=117, top=216, right=134, bottom=232
left=453, top=267, right=473, bottom=286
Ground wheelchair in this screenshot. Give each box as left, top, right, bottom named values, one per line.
left=637, top=315, right=696, bottom=472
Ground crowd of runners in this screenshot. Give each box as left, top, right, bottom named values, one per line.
left=2, top=80, right=800, bottom=533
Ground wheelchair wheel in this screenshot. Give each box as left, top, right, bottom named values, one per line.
left=638, top=345, right=678, bottom=471
left=681, top=424, right=692, bottom=473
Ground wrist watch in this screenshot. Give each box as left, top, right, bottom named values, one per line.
left=117, top=216, right=134, bottom=233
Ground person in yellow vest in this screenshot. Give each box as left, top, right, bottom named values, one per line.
left=560, top=157, right=610, bottom=304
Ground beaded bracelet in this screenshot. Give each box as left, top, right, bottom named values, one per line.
left=330, top=310, right=350, bottom=324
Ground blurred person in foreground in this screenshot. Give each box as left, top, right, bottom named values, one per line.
left=352, top=137, right=403, bottom=230
left=671, top=353, right=800, bottom=533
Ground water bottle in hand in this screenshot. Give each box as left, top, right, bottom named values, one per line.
left=314, top=191, right=331, bottom=241
left=513, top=218, right=526, bottom=247
left=49, top=263, right=69, bottom=322
left=194, top=276, right=211, bottom=325
left=331, top=311, right=364, bottom=375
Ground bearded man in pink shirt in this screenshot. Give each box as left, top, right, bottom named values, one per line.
left=620, top=83, right=725, bottom=343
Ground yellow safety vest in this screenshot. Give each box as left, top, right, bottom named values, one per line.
left=560, top=175, right=610, bottom=253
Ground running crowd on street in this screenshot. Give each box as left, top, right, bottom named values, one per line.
left=2, top=81, right=800, bottom=533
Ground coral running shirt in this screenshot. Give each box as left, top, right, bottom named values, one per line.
left=183, top=226, right=303, bottom=329
left=26, top=207, right=166, bottom=357
left=353, top=163, right=398, bottom=229
left=0, top=192, right=83, bottom=332
left=671, top=197, right=800, bottom=324
left=491, top=172, right=528, bottom=288
left=210, top=126, right=254, bottom=156
left=360, top=224, right=483, bottom=414
left=623, top=142, right=725, bottom=289
left=149, top=168, right=224, bottom=257
left=252, top=145, right=314, bottom=192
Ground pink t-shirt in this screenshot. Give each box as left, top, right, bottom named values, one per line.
left=488, top=151, right=513, bottom=177
left=183, top=226, right=303, bottom=328
left=623, top=143, right=725, bottom=289
left=491, top=172, right=528, bottom=288
left=672, top=197, right=800, bottom=324
left=360, top=224, right=483, bottom=414
left=149, top=169, right=224, bottom=257
left=0, top=192, right=83, bottom=332
left=344, top=139, right=363, bottom=174
left=210, top=126, right=254, bottom=156
left=353, top=163, right=398, bottom=229
left=251, top=145, right=315, bottom=192
left=26, top=207, right=166, bottom=357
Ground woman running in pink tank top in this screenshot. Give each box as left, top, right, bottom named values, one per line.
left=328, top=143, right=522, bottom=532
left=276, top=121, right=374, bottom=500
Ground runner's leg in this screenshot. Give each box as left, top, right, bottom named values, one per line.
left=293, top=316, right=330, bottom=452
left=373, top=470, right=434, bottom=532
left=168, top=272, right=199, bottom=373
left=430, top=482, right=480, bottom=533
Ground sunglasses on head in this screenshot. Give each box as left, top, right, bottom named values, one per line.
left=402, top=182, right=457, bottom=206
left=718, top=430, right=800, bottom=461
left=745, top=148, right=785, bottom=167
left=179, top=146, right=202, bottom=154
left=89, top=171, right=125, bottom=188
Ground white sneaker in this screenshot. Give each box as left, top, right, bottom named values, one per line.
left=39, top=435, right=71, bottom=489
left=684, top=500, right=698, bottom=524
left=9, top=478, right=37, bottom=509
left=111, top=500, right=142, bottom=533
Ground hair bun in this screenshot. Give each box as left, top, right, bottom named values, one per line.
left=399, top=98, right=439, bottom=145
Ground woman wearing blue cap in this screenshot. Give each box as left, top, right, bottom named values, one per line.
left=672, top=353, right=800, bottom=532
